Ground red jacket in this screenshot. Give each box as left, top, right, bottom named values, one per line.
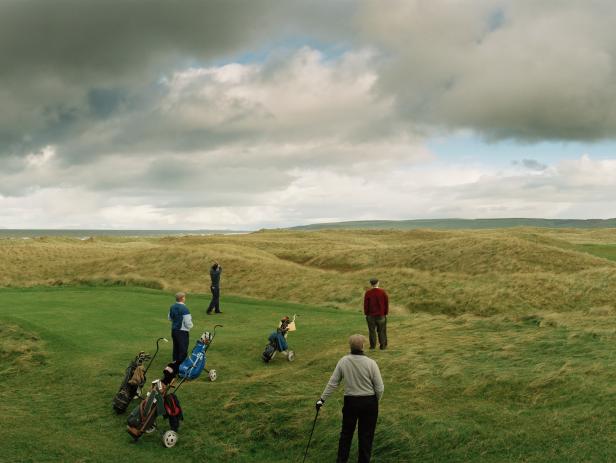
left=364, top=287, right=389, bottom=317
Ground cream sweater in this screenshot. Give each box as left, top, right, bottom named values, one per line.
left=321, top=353, right=384, bottom=402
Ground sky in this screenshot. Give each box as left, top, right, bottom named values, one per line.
left=2, top=0, right=616, bottom=230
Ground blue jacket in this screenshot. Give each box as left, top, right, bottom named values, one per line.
left=168, top=303, right=193, bottom=331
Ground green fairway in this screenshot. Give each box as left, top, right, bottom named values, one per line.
left=0, top=286, right=374, bottom=463
left=3, top=286, right=616, bottom=462
left=575, top=243, right=616, bottom=262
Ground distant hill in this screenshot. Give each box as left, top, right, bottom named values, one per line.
left=289, top=218, right=616, bottom=230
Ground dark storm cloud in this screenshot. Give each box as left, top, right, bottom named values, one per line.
left=87, top=88, right=127, bottom=119
left=357, top=0, right=616, bottom=141
left=6, top=0, right=616, bottom=163
left=0, top=0, right=288, bottom=79
left=0, top=0, right=355, bottom=157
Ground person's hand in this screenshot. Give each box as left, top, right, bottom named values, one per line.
left=315, top=399, right=324, bottom=410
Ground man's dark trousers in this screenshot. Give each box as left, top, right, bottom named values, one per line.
left=172, top=329, right=189, bottom=363
left=366, top=316, right=387, bottom=349
left=337, top=395, right=378, bottom=463
left=206, top=286, right=221, bottom=313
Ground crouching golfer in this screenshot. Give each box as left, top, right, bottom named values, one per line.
left=316, top=334, right=384, bottom=463
left=168, top=292, right=193, bottom=364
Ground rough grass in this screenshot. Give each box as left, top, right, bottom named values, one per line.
left=0, top=323, right=46, bottom=375
left=2, top=228, right=616, bottom=315
left=4, top=287, right=616, bottom=462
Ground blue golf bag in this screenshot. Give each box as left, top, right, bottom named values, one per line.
left=268, top=331, right=288, bottom=352
left=177, top=327, right=221, bottom=382
left=178, top=338, right=208, bottom=380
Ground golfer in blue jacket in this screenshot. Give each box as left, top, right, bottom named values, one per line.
left=168, top=292, right=193, bottom=363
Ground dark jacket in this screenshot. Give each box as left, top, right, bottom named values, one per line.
left=210, top=265, right=222, bottom=287
left=364, top=288, right=389, bottom=317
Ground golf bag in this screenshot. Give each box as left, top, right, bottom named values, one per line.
left=177, top=327, right=221, bottom=382
left=178, top=337, right=208, bottom=380
left=125, top=328, right=220, bottom=448
left=112, top=337, right=167, bottom=414
left=164, top=392, right=184, bottom=432
left=113, top=351, right=150, bottom=414
left=262, top=315, right=297, bottom=362
left=127, top=379, right=183, bottom=443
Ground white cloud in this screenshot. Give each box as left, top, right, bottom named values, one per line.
left=156, top=47, right=393, bottom=144
left=434, top=155, right=616, bottom=218
left=25, top=145, right=55, bottom=168
left=2, top=154, right=615, bottom=229
left=0, top=47, right=433, bottom=228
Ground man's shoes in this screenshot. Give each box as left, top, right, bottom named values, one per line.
left=206, top=311, right=212, bottom=315
left=369, top=346, right=376, bottom=350
left=215, top=311, right=222, bottom=314
left=379, top=346, right=387, bottom=350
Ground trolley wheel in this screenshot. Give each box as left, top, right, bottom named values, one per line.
left=162, top=430, right=178, bottom=448
left=287, top=350, right=295, bottom=362
left=208, top=369, right=218, bottom=382
left=141, top=411, right=158, bottom=435
left=145, top=423, right=157, bottom=434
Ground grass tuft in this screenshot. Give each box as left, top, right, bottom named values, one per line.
left=0, top=323, right=46, bottom=375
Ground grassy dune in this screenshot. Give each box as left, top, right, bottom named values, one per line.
left=2, top=228, right=616, bottom=315
left=3, top=229, right=616, bottom=461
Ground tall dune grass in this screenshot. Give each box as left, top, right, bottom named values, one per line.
left=1, top=228, right=616, bottom=315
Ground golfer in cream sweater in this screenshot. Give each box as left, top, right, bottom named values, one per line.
left=316, top=334, right=384, bottom=463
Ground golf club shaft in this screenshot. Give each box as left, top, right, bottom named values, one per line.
left=145, top=337, right=167, bottom=374
left=302, top=408, right=319, bottom=463
left=211, top=324, right=223, bottom=340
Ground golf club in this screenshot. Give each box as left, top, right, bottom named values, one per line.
left=302, top=407, right=320, bottom=463
left=145, top=337, right=168, bottom=374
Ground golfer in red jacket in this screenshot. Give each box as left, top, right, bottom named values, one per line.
left=364, top=278, right=388, bottom=350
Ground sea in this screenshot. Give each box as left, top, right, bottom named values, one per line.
left=0, top=229, right=247, bottom=239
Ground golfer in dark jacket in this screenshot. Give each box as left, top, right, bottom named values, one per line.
left=364, top=278, right=388, bottom=350
left=206, top=262, right=222, bottom=314
left=316, top=334, right=384, bottom=463
left=168, top=292, right=193, bottom=363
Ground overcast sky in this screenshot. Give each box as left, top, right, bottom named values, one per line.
left=2, top=0, right=616, bottom=229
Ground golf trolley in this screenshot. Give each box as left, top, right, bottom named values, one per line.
left=176, top=324, right=222, bottom=383
left=113, top=337, right=168, bottom=414
left=126, top=325, right=222, bottom=448
left=262, top=314, right=297, bottom=362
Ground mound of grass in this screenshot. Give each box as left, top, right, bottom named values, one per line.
left=2, top=228, right=616, bottom=315
left=68, top=274, right=167, bottom=290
